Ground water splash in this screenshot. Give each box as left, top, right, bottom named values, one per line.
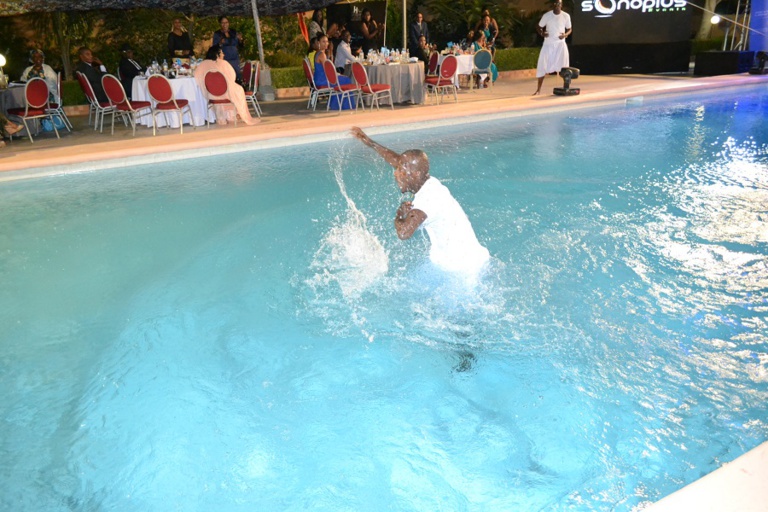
left=307, top=147, right=389, bottom=300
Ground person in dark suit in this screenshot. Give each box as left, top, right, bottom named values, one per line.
left=76, top=46, right=108, bottom=103
left=408, top=12, right=429, bottom=57
left=118, top=43, right=146, bottom=100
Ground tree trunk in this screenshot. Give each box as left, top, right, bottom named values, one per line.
left=53, top=13, right=73, bottom=80
left=695, top=0, right=718, bottom=40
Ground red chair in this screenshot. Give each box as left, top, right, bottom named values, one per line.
left=244, top=61, right=262, bottom=118
left=146, top=74, right=194, bottom=134
left=302, top=57, right=331, bottom=111
left=322, top=60, right=357, bottom=113
left=427, top=51, right=440, bottom=76
left=76, top=71, right=115, bottom=132
left=45, top=72, right=72, bottom=131
left=351, top=62, right=393, bottom=111
left=6, top=78, right=61, bottom=143
left=102, top=74, right=153, bottom=136
left=425, top=55, right=459, bottom=104
left=203, top=70, right=236, bottom=127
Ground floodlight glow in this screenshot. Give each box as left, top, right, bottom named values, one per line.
left=0, top=54, right=6, bottom=67
left=710, top=15, right=721, bottom=24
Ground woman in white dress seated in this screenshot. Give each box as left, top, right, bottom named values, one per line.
left=194, top=45, right=259, bottom=126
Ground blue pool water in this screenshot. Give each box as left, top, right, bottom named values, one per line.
left=1, top=85, right=767, bottom=511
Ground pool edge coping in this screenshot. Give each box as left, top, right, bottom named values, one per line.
left=1, top=73, right=766, bottom=182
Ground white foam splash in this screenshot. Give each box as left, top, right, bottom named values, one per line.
left=308, top=150, right=389, bottom=299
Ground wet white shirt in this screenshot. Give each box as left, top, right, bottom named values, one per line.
left=412, top=177, right=490, bottom=274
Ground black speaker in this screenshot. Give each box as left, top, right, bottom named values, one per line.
left=694, top=51, right=755, bottom=76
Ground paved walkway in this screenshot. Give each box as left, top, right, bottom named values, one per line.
left=2, top=72, right=767, bottom=178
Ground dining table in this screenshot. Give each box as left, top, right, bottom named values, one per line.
left=1, top=83, right=36, bottom=137
left=346, top=61, right=425, bottom=105
left=131, top=75, right=212, bottom=128
left=0, top=83, right=27, bottom=116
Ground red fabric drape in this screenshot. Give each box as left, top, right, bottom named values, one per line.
left=298, top=12, right=309, bottom=43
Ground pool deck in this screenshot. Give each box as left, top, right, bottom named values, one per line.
left=1, top=71, right=767, bottom=509
left=1, top=71, right=767, bottom=179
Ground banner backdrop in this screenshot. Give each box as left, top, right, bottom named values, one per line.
left=327, top=1, right=387, bottom=49
left=572, top=0, right=690, bottom=45
left=750, top=0, right=768, bottom=52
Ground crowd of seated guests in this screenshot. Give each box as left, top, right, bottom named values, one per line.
left=4, top=7, right=509, bottom=142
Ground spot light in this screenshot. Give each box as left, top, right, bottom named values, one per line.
left=710, top=14, right=721, bottom=24
left=554, top=67, right=580, bottom=96
left=0, top=54, right=7, bottom=89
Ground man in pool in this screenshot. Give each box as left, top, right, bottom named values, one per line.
left=351, top=127, right=490, bottom=275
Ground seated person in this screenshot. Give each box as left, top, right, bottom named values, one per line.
left=168, top=18, right=194, bottom=58
left=328, top=19, right=345, bottom=61
left=312, top=34, right=352, bottom=87
left=76, top=46, right=108, bottom=103
left=334, top=30, right=360, bottom=72
left=415, top=35, right=431, bottom=69
left=307, top=35, right=320, bottom=72
left=20, top=50, right=57, bottom=98
left=470, top=31, right=498, bottom=87
left=194, top=45, right=259, bottom=126
left=471, top=30, right=486, bottom=53
left=118, top=43, right=146, bottom=100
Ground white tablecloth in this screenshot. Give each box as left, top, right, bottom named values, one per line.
left=438, top=54, right=475, bottom=87
left=131, top=76, right=211, bottom=128
left=348, top=62, right=425, bottom=105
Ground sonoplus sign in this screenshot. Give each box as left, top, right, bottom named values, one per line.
left=572, top=0, right=689, bottom=44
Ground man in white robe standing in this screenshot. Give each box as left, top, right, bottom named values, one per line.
left=533, top=0, right=572, bottom=95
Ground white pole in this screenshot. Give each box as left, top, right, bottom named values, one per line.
left=383, top=2, right=388, bottom=47
left=250, top=0, right=275, bottom=101
left=250, top=0, right=266, bottom=67
left=402, top=0, right=407, bottom=50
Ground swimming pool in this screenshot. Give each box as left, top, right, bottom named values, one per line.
left=1, top=85, right=766, bottom=511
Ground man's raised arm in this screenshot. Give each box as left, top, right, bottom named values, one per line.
left=351, top=127, right=402, bottom=169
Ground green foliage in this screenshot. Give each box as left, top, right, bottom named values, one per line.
left=62, top=79, right=87, bottom=106
left=270, top=66, right=306, bottom=88
left=424, top=0, right=520, bottom=48
left=691, top=38, right=724, bottom=54
left=266, top=50, right=304, bottom=68
left=494, top=47, right=540, bottom=70
left=0, top=17, right=30, bottom=79
left=384, top=1, right=404, bottom=49
left=510, top=9, right=546, bottom=48
left=264, top=13, right=309, bottom=56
